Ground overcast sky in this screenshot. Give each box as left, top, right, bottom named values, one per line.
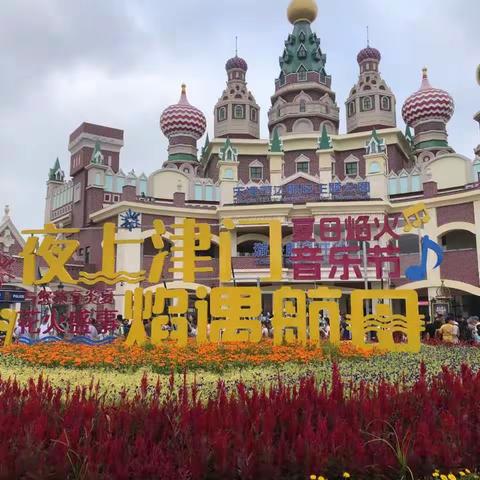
left=0, top=0, right=479, bottom=232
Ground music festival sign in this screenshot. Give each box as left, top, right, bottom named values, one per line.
left=0, top=203, right=441, bottom=353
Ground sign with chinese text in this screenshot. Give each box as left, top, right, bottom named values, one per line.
left=233, top=182, right=370, bottom=205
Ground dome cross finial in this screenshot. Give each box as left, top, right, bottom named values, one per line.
left=366, top=25, right=370, bottom=47
left=422, top=67, right=428, bottom=79
left=235, top=36, right=238, bottom=56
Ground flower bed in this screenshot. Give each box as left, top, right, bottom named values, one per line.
left=0, top=364, right=479, bottom=479
left=0, top=339, right=378, bottom=372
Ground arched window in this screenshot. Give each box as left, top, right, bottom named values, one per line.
left=361, top=96, right=373, bottom=111
left=381, top=96, right=391, bottom=111
left=299, top=100, right=306, bottom=113
left=441, top=231, right=477, bottom=251
left=348, top=101, right=356, bottom=117
left=217, top=106, right=227, bottom=122
left=233, top=104, right=245, bottom=119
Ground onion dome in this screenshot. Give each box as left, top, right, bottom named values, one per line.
left=287, top=0, right=318, bottom=24
left=357, top=46, right=381, bottom=64
left=402, top=68, right=455, bottom=126
left=160, top=84, right=207, bottom=140
left=226, top=55, right=248, bottom=72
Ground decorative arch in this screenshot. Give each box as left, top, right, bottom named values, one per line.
left=436, top=223, right=476, bottom=238
left=320, top=120, right=335, bottom=134
left=293, top=91, right=312, bottom=103
left=397, top=280, right=480, bottom=298
left=273, top=123, right=287, bottom=137
left=237, top=233, right=269, bottom=245
left=292, top=118, right=314, bottom=133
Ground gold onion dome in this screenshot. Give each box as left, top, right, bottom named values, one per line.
left=287, top=0, right=318, bottom=24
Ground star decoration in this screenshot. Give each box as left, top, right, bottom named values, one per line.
left=120, top=209, right=141, bottom=232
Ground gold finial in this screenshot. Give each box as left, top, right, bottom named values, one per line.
left=476, top=65, right=480, bottom=86
left=422, top=67, right=428, bottom=79
left=287, top=0, right=318, bottom=25
left=181, top=83, right=187, bottom=94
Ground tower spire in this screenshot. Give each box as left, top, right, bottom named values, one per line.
left=366, top=25, right=370, bottom=47
left=235, top=36, right=238, bottom=56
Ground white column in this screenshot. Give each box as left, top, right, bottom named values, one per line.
left=114, top=227, right=143, bottom=314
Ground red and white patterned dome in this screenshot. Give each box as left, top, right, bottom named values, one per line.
left=226, top=55, right=248, bottom=72
left=402, top=69, right=454, bottom=126
left=160, top=84, right=207, bottom=140
left=357, top=46, right=381, bottom=64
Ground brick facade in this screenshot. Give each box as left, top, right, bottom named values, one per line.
left=437, top=203, right=475, bottom=226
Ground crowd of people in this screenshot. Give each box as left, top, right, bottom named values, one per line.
left=425, top=313, right=480, bottom=344
left=4, top=305, right=480, bottom=346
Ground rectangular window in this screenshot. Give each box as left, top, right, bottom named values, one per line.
left=399, top=176, right=409, bottom=193
left=388, top=178, right=398, bottom=195
left=296, top=161, right=310, bottom=174
left=115, top=177, right=125, bottom=193
left=345, top=162, right=358, bottom=176
left=298, top=70, right=307, bottom=81
left=113, top=194, right=120, bottom=202
left=331, top=162, right=336, bottom=176
left=250, top=167, right=263, bottom=181
left=205, top=185, right=214, bottom=201
left=194, top=184, right=203, bottom=200
left=104, top=193, right=111, bottom=202
left=73, top=183, right=81, bottom=203
left=250, top=107, right=258, bottom=122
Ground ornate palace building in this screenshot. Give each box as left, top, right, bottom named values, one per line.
left=31, top=0, right=480, bottom=319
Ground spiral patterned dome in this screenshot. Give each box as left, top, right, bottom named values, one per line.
left=357, top=46, right=381, bottom=64
left=160, top=84, right=207, bottom=140
left=402, top=69, right=455, bottom=126
left=226, top=56, right=248, bottom=72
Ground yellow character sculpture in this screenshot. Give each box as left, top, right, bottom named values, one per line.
left=151, top=288, right=188, bottom=347
left=0, top=309, right=17, bottom=347
left=21, top=224, right=80, bottom=285
left=79, top=223, right=145, bottom=285
left=349, top=289, right=424, bottom=353
left=272, top=287, right=307, bottom=345
left=124, top=288, right=150, bottom=346
left=307, top=287, right=342, bottom=345
left=169, top=219, right=213, bottom=282
left=209, top=287, right=262, bottom=343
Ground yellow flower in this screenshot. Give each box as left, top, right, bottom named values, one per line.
left=465, top=470, right=471, bottom=474
left=310, top=476, right=317, bottom=480
left=459, top=473, right=465, bottom=477
left=440, top=475, right=448, bottom=480
left=343, top=474, right=351, bottom=479
left=448, top=474, right=457, bottom=480
left=433, top=474, right=439, bottom=478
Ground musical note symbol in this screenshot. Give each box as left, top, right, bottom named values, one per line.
left=402, top=202, right=431, bottom=233
left=405, top=235, right=444, bottom=282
